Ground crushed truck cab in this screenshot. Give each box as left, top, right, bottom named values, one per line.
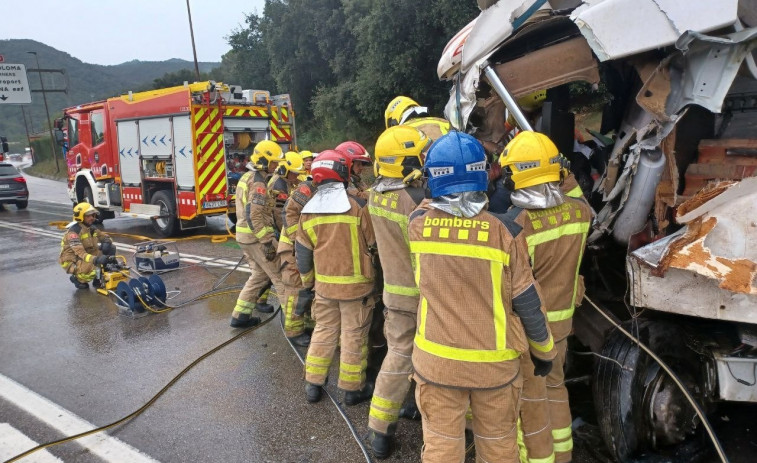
left=60, top=81, right=296, bottom=236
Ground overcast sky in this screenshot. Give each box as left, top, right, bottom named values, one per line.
left=1, top=0, right=266, bottom=65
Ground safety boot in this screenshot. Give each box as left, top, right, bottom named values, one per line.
left=368, top=431, right=392, bottom=459
left=69, top=275, right=89, bottom=290
left=305, top=382, right=323, bottom=403
left=92, top=278, right=103, bottom=289
left=344, top=384, right=373, bottom=406
left=255, top=302, right=275, bottom=313
left=399, top=402, right=421, bottom=420
left=288, top=332, right=311, bottom=347
left=230, top=313, right=261, bottom=328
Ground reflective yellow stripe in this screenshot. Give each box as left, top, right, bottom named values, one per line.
left=368, top=205, right=409, bottom=236
left=371, top=396, right=402, bottom=411
left=303, top=215, right=365, bottom=283
left=306, top=227, right=318, bottom=246
left=307, top=355, right=331, bottom=366
left=302, top=215, right=360, bottom=228
left=80, top=233, right=90, bottom=239
left=85, top=254, right=93, bottom=263
left=369, top=406, right=399, bottom=423
left=279, top=234, right=292, bottom=245
left=566, top=185, right=582, bottom=198
left=61, top=261, right=72, bottom=268
left=340, top=362, right=362, bottom=373
left=235, top=299, right=255, bottom=309
left=525, top=221, right=590, bottom=250
left=384, top=283, right=419, bottom=297
left=255, top=226, right=274, bottom=239
left=349, top=220, right=361, bottom=277
left=339, top=371, right=362, bottom=382
left=236, top=225, right=252, bottom=234
left=315, top=273, right=371, bottom=284
left=552, top=426, right=572, bottom=441
left=491, top=261, right=506, bottom=351
left=529, top=334, right=554, bottom=353
left=553, top=438, right=573, bottom=453
left=414, top=332, right=519, bottom=362
left=286, top=223, right=299, bottom=235
left=306, top=365, right=329, bottom=375
left=409, top=241, right=510, bottom=266
left=418, top=297, right=428, bottom=337
left=547, top=307, right=574, bottom=322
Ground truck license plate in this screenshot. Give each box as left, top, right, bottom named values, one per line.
left=203, top=200, right=227, bottom=209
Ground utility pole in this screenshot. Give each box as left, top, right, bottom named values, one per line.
left=20, top=107, right=35, bottom=165
left=27, top=51, right=59, bottom=173
left=185, top=0, right=201, bottom=81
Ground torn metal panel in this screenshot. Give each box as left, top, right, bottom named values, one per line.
left=438, top=17, right=477, bottom=81
left=571, top=0, right=739, bottom=62
left=492, top=37, right=600, bottom=98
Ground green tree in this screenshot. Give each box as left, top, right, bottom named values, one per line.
left=151, top=69, right=211, bottom=89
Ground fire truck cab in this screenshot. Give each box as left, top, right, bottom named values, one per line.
left=59, top=81, right=295, bottom=236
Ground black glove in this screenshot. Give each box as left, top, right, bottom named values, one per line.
left=295, top=288, right=315, bottom=316
left=100, top=241, right=115, bottom=256
left=262, top=242, right=277, bottom=261
left=94, top=254, right=109, bottom=266
left=531, top=353, right=553, bottom=377
left=107, top=255, right=118, bottom=264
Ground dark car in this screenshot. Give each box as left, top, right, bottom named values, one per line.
left=0, top=162, right=29, bottom=209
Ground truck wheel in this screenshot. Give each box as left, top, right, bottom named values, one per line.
left=83, top=186, right=94, bottom=204
left=593, top=320, right=702, bottom=462
left=150, top=190, right=178, bottom=237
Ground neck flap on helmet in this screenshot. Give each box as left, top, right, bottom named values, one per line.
left=430, top=191, right=488, bottom=218
left=510, top=182, right=564, bottom=210
left=302, top=182, right=351, bottom=214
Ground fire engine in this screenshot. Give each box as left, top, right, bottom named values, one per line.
left=57, top=81, right=296, bottom=236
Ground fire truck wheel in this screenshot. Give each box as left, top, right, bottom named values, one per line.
left=150, top=190, right=178, bottom=237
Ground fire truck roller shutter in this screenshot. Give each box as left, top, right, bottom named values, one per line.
left=117, top=121, right=141, bottom=185
left=173, top=115, right=195, bottom=189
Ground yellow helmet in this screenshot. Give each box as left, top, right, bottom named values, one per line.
left=384, top=95, right=428, bottom=128
left=279, top=151, right=306, bottom=176
left=375, top=125, right=428, bottom=178
left=499, top=131, right=562, bottom=190
left=299, top=150, right=314, bottom=160
left=251, top=140, right=284, bottom=170
left=73, top=202, right=98, bottom=222
left=517, top=89, right=547, bottom=112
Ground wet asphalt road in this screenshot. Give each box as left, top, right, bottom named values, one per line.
left=0, top=172, right=754, bottom=463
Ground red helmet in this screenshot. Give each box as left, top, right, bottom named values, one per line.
left=335, top=141, right=372, bottom=164
left=310, top=150, right=351, bottom=184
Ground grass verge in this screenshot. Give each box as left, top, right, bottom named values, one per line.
left=24, top=158, right=68, bottom=181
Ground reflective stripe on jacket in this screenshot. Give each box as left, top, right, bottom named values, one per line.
left=513, top=195, right=592, bottom=341
left=408, top=207, right=547, bottom=389
left=59, top=222, right=110, bottom=265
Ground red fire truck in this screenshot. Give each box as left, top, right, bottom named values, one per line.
left=58, top=81, right=295, bottom=236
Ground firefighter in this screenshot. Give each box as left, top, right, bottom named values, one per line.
left=268, top=151, right=302, bottom=235
left=365, top=125, right=429, bottom=459
left=60, top=203, right=115, bottom=289
left=408, top=132, right=555, bottom=463
left=384, top=95, right=451, bottom=144
left=274, top=152, right=314, bottom=347
left=229, top=140, right=285, bottom=328
left=300, top=150, right=314, bottom=173
left=500, top=132, right=592, bottom=463
left=296, top=150, right=377, bottom=406
left=335, top=141, right=372, bottom=200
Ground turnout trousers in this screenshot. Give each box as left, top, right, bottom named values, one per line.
left=231, top=241, right=283, bottom=321
left=415, top=374, right=522, bottom=463
left=304, top=294, right=374, bottom=391
left=368, top=308, right=416, bottom=435
left=518, top=338, right=571, bottom=463
left=279, top=252, right=306, bottom=338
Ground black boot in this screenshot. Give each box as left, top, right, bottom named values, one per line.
left=399, top=402, right=421, bottom=420
left=92, top=278, right=103, bottom=289
left=368, top=431, right=392, bottom=459
left=344, top=384, right=373, bottom=406
left=230, top=313, right=261, bottom=328
left=70, top=275, right=89, bottom=290
left=288, top=332, right=311, bottom=347
left=305, top=382, right=323, bottom=403
left=255, top=302, right=275, bottom=313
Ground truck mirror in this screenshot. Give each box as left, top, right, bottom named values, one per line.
left=0, top=136, right=8, bottom=154
left=54, top=128, right=65, bottom=146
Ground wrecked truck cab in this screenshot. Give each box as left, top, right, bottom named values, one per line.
left=441, top=1, right=757, bottom=461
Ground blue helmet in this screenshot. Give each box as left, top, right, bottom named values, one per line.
left=424, top=132, right=488, bottom=198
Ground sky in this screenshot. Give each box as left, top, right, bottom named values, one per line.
left=1, top=0, right=267, bottom=65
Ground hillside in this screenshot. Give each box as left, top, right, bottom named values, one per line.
left=0, top=39, right=219, bottom=147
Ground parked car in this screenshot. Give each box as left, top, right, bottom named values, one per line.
left=0, top=162, right=29, bottom=209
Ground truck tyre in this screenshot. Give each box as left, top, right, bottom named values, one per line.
left=593, top=320, right=702, bottom=462
left=83, top=185, right=94, bottom=204
left=150, top=190, right=179, bottom=237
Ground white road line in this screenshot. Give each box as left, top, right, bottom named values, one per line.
left=0, top=221, right=249, bottom=272
left=0, top=374, right=159, bottom=463
left=0, top=423, right=63, bottom=462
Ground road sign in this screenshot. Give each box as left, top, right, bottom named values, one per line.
left=0, top=63, right=32, bottom=104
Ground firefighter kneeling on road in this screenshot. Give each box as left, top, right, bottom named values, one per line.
left=230, top=140, right=285, bottom=328
left=60, top=203, right=116, bottom=290
left=408, top=132, right=556, bottom=463
left=365, top=125, right=429, bottom=459
left=296, top=150, right=377, bottom=406
left=500, top=132, right=592, bottom=463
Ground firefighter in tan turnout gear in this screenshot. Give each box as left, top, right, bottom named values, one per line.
left=408, top=132, right=556, bottom=463
left=229, top=140, right=285, bottom=328
left=273, top=151, right=314, bottom=347
left=60, top=203, right=116, bottom=290
left=296, top=150, right=377, bottom=406
left=384, top=95, right=451, bottom=144
left=365, top=125, right=429, bottom=459
left=500, top=132, right=592, bottom=463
